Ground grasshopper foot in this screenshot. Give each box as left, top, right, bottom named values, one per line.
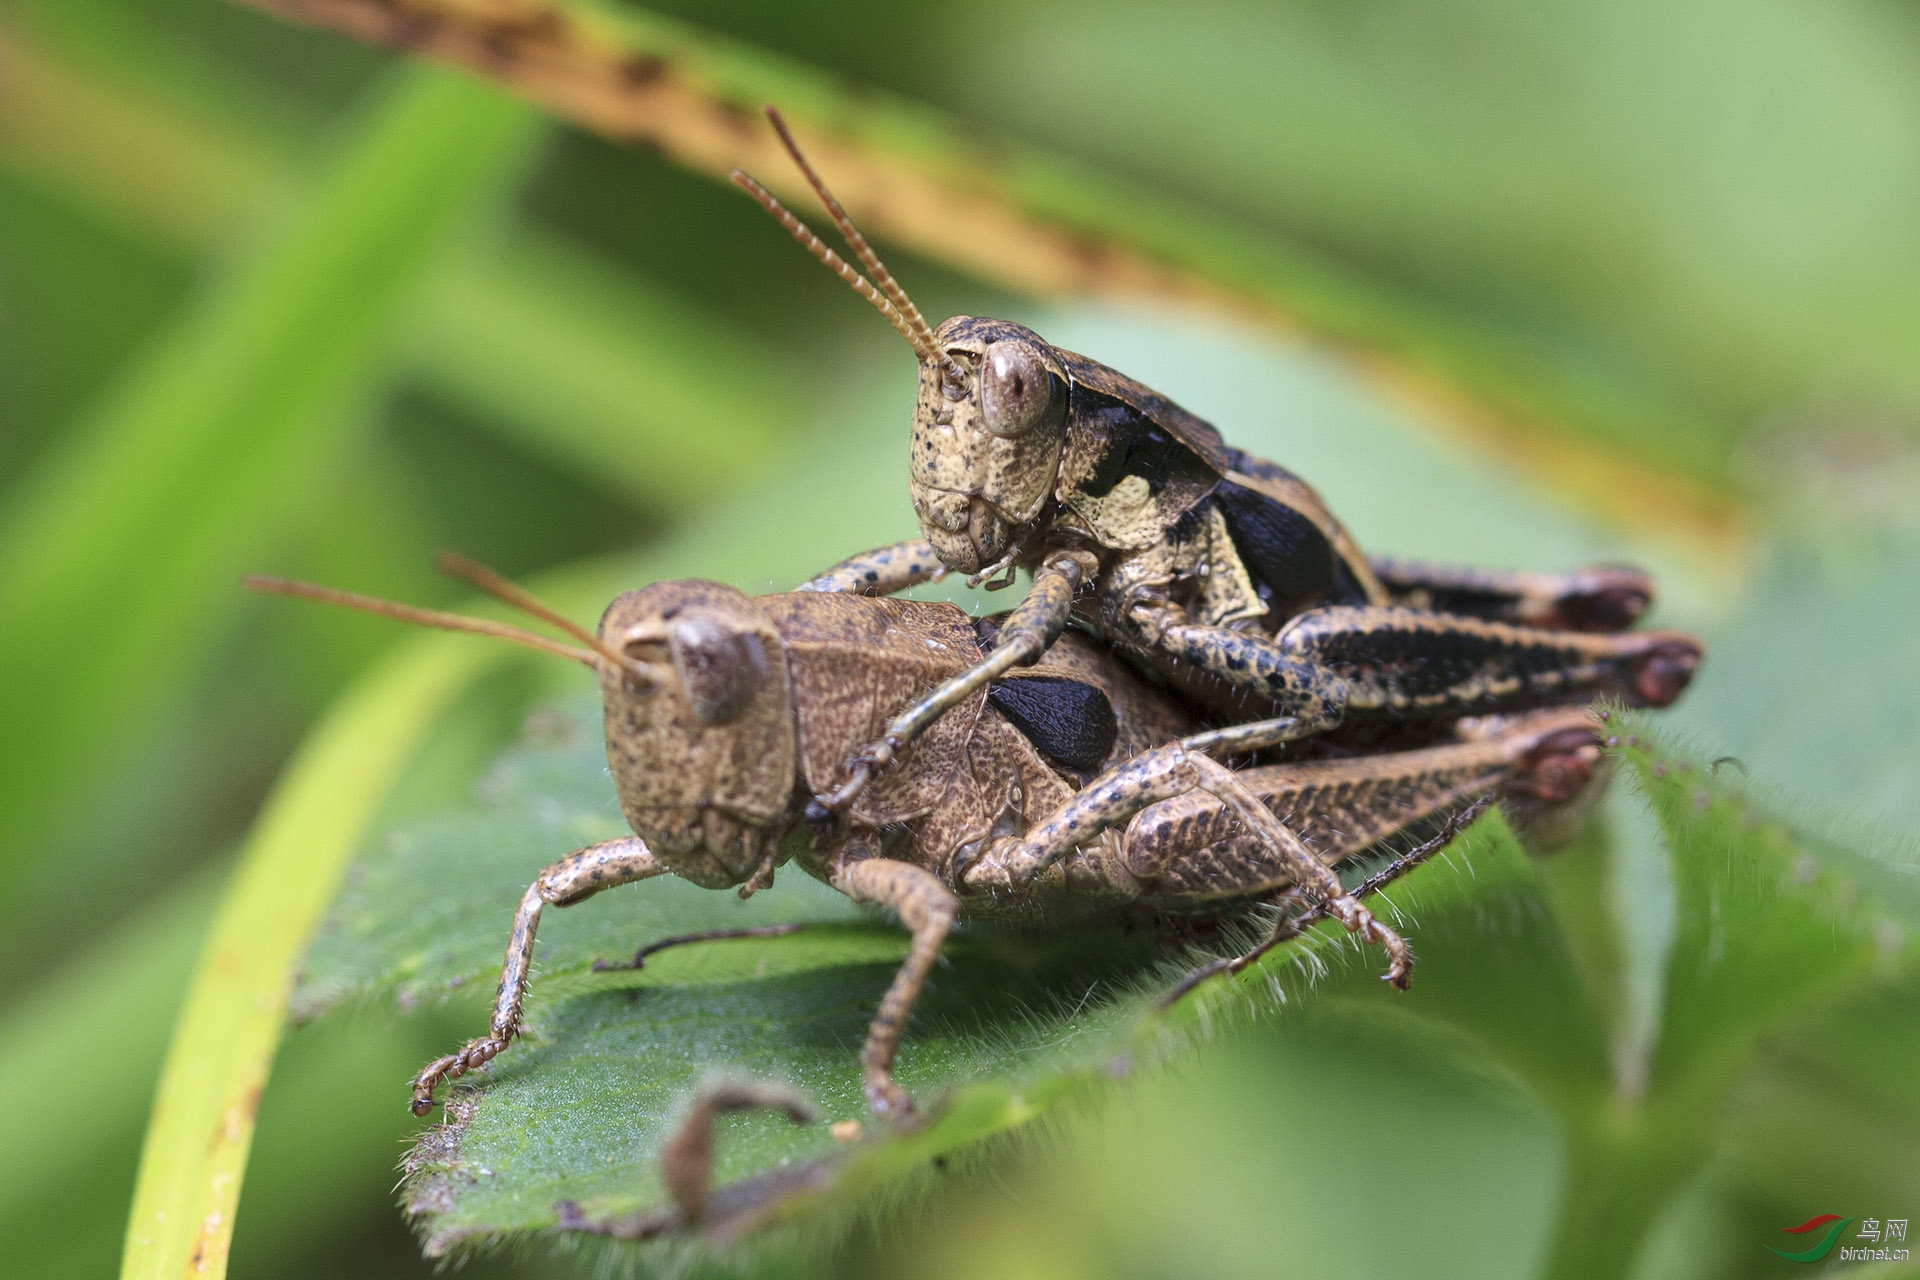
left=1323, top=894, right=1414, bottom=990
left=411, top=1035, right=509, bottom=1116
left=863, top=1074, right=920, bottom=1125
left=811, top=743, right=898, bottom=819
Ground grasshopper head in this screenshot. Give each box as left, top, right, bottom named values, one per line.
left=596, top=581, right=798, bottom=889
left=730, top=113, right=1069, bottom=574
left=908, top=316, right=1069, bottom=574
left=242, top=564, right=797, bottom=890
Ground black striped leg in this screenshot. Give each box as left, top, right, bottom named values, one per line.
left=830, top=858, right=959, bottom=1119
left=1156, top=607, right=1700, bottom=727
left=409, top=837, right=665, bottom=1116
left=807, top=552, right=1089, bottom=820
left=796, top=538, right=948, bottom=595
left=1275, top=606, right=1701, bottom=713
left=1369, top=558, right=1654, bottom=632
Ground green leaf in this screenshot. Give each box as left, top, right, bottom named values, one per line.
left=232, top=0, right=1745, bottom=552
left=304, top=712, right=1910, bottom=1267
left=149, top=296, right=1918, bottom=1271
left=1529, top=716, right=1902, bottom=1280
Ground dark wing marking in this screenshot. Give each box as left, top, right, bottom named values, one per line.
left=988, top=676, right=1119, bottom=776
left=1213, top=480, right=1341, bottom=614
left=1059, top=346, right=1236, bottom=474
left=1053, top=347, right=1230, bottom=548
left=1222, top=446, right=1382, bottom=607
left=1049, top=343, right=1383, bottom=603
left=1074, top=402, right=1222, bottom=501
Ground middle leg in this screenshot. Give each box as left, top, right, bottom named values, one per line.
left=829, top=857, right=960, bottom=1119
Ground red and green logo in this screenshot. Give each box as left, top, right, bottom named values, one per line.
left=1767, top=1215, right=1853, bottom=1262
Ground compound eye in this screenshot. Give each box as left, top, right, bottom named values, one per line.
left=666, top=614, right=764, bottom=725
left=981, top=341, right=1063, bottom=439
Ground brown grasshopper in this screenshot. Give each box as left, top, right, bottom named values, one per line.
left=731, top=109, right=1703, bottom=818
left=248, top=557, right=1602, bottom=1120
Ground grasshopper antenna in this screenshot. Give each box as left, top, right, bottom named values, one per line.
left=243, top=573, right=657, bottom=685
left=731, top=110, right=966, bottom=384
left=435, top=552, right=603, bottom=652
left=760, top=108, right=943, bottom=358
left=432, top=551, right=654, bottom=681
left=729, top=171, right=930, bottom=361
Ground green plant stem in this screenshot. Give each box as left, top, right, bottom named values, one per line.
left=1541, top=1112, right=1694, bottom=1280
left=118, top=635, right=496, bottom=1280
left=227, top=0, right=1745, bottom=555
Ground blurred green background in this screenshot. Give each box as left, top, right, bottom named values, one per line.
left=2, top=0, right=1917, bottom=1277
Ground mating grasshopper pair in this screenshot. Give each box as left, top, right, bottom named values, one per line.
left=251, top=564, right=1604, bottom=1121
left=733, top=109, right=1700, bottom=835
left=252, top=110, right=1702, bottom=1129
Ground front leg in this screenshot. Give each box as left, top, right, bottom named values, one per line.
left=796, top=539, right=947, bottom=595
left=830, top=857, right=959, bottom=1119
left=809, top=550, right=1093, bottom=818
left=410, top=837, right=666, bottom=1115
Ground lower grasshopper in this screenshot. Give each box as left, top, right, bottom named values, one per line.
left=248, top=559, right=1602, bottom=1119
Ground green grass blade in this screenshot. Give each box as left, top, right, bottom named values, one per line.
left=229, top=0, right=1743, bottom=553
left=0, top=863, right=223, bottom=1280
left=119, top=633, right=499, bottom=1280
left=403, top=231, right=798, bottom=514
left=1, top=32, right=799, bottom=519
left=0, top=67, right=541, bottom=898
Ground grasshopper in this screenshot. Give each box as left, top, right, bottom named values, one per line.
left=731, top=109, right=1702, bottom=818
left=249, top=557, right=1602, bottom=1120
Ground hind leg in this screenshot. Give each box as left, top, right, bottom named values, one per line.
left=1370, top=559, right=1653, bottom=632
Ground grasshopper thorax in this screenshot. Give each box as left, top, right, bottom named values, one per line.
left=596, top=581, right=798, bottom=889
left=908, top=316, right=1069, bottom=575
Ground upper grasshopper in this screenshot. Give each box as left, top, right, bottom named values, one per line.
left=250, top=558, right=1602, bottom=1121
left=733, top=109, right=1703, bottom=817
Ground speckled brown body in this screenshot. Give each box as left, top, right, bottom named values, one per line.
left=406, top=578, right=1607, bottom=1120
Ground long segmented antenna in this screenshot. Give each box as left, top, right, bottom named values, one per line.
left=733, top=108, right=966, bottom=383
left=435, top=551, right=611, bottom=656
left=761, top=107, right=942, bottom=357
left=729, top=170, right=930, bottom=359
left=243, top=572, right=659, bottom=686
